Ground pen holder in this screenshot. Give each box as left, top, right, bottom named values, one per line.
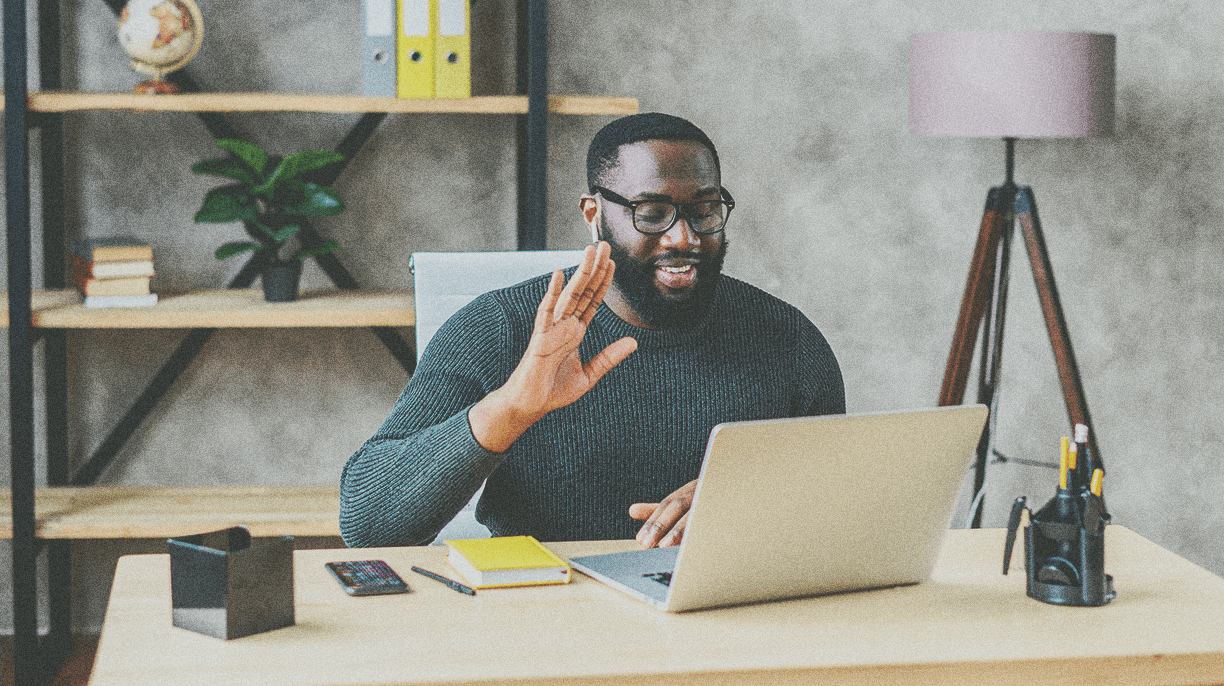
left=1003, top=493, right=1116, bottom=607
left=168, top=526, right=296, bottom=639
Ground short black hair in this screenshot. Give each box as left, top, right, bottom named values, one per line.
left=586, top=112, right=720, bottom=192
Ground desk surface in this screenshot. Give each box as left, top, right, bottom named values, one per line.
left=88, top=527, right=1224, bottom=686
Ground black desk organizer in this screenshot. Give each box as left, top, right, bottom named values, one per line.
left=168, top=526, right=296, bottom=639
left=1003, top=489, right=1115, bottom=606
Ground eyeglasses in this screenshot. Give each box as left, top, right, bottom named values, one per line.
left=592, top=185, right=735, bottom=235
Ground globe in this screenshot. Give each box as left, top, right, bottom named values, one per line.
left=117, top=0, right=204, bottom=94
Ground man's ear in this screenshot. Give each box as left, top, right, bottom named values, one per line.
left=579, top=195, right=601, bottom=242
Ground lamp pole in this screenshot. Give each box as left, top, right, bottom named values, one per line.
left=967, top=138, right=1017, bottom=527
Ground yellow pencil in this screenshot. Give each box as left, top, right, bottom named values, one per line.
left=1091, top=468, right=1104, bottom=497
left=1059, top=437, right=1070, bottom=490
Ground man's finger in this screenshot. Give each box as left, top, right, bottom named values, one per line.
left=555, top=244, right=599, bottom=323
left=570, top=258, right=604, bottom=316
left=629, top=503, right=658, bottom=520
left=570, top=242, right=612, bottom=316
left=584, top=337, right=637, bottom=384
left=534, top=270, right=565, bottom=332
left=580, top=256, right=615, bottom=326
left=658, top=514, right=689, bottom=548
left=637, top=497, right=687, bottom=548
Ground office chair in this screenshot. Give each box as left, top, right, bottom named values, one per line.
left=409, top=250, right=586, bottom=544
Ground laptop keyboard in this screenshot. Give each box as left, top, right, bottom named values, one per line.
left=642, top=571, right=672, bottom=587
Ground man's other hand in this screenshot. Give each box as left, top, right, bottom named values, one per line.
left=630, top=479, right=697, bottom=548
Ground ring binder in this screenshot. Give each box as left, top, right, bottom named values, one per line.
left=397, top=0, right=434, bottom=98
left=362, top=0, right=397, bottom=97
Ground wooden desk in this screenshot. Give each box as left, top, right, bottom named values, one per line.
left=88, top=527, right=1224, bottom=686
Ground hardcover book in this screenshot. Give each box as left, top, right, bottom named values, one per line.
left=83, top=293, right=158, bottom=309
left=71, top=253, right=156, bottom=280
left=75, top=275, right=151, bottom=297
left=70, top=236, right=153, bottom=262
left=445, top=535, right=571, bottom=589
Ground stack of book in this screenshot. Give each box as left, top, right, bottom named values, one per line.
left=70, top=236, right=158, bottom=308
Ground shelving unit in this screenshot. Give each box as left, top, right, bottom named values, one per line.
left=3, top=289, right=418, bottom=328
left=4, top=1, right=638, bottom=684
left=8, top=91, right=638, bottom=114
left=0, top=484, right=342, bottom=539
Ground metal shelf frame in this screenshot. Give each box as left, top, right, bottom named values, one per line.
left=5, top=0, right=552, bottom=683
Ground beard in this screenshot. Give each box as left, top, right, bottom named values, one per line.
left=602, top=222, right=728, bottom=329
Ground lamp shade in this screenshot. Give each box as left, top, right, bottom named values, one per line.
left=909, top=31, right=1115, bottom=138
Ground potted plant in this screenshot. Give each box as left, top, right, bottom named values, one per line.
left=192, top=138, right=346, bottom=302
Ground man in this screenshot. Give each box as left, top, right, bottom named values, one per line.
left=340, top=112, right=844, bottom=548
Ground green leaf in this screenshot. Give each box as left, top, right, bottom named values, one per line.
left=292, top=239, right=340, bottom=261
left=269, top=223, right=301, bottom=244
left=244, top=219, right=276, bottom=241
left=285, top=183, right=345, bottom=216
left=280, top=149, right=344, bottom=179
left=194, top=185, right=258, bottom=223
left=215, top=139, right=268, bottom=175
left=262, top=149, right=344, bottom=192
left=215, top=242, right=262, bottom=260
left=191, top=158, right=258, bottom=186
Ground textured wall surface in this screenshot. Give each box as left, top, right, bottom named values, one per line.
left=3, top=0, right=1223, bottom=632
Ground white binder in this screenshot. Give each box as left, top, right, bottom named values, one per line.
left=362, top=0, right=396, bottom=97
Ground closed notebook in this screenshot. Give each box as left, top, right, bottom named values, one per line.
left=70, top=236, right=153, bottom=263
left=445, top=535, right=571, bottom=588
left=75, top=275, right=151, bottom=297
left=71, top=253, right=155, bottom=280
left=84, top=293, right=158, bottom=309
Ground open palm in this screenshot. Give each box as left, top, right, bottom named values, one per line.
left=500, top=242, right=638, bottom=423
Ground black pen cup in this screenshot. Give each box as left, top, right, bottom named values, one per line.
left=1005, top=492, right=1115, bottom=607
left=168, top=525, right=296, bottom=639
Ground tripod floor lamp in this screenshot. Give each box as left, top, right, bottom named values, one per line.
left=909, top=31, right=1116, bottom=527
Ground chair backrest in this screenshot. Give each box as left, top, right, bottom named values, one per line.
left=408, top=250, right=586, bottom=543
left=410, top=250, right=587, bottom=363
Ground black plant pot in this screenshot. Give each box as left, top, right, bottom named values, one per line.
left=262, top=261, right=302, bottom=303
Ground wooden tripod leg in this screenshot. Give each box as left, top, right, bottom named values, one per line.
left=1015, top=187, right=1102, bottom=465
left=939, top=187, right=1009, bottom=406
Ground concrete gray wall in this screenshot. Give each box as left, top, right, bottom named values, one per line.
left=3, top=0, right=1223, bottom=632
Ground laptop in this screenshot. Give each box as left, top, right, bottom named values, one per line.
left=568, top=404, right=989, bottom=612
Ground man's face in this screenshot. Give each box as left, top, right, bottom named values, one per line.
left=594, top=139, right=728, bottom=329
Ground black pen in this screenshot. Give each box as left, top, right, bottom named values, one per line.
left=410, top=566, right=477, bottom=596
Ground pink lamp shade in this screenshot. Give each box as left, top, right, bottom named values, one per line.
left=909, top=31, right=1115, bottom=138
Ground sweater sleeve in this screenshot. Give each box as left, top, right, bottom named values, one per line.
left=795, top=313, right=846, bottom=417
left=339, top=295, right=515, bottom=547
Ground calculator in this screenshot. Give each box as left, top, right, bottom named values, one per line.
left=324, top=560, right=412, bottom=596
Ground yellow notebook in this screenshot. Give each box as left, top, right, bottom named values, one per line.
left=445, top=536, right=571, bottom=589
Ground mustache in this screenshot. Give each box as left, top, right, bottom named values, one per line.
left=645, top=250, right=707, bottom=266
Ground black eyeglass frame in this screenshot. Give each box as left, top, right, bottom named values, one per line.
left=591, top=185, right=735, bottom=236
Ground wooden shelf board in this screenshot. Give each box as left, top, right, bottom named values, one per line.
left=0, top=289, right=82, bottom=327
left=0, top=484, right=341, bottom=539
left=2, top=288, right=415, bottom=328
left=10, top=92, right=639, bottom=115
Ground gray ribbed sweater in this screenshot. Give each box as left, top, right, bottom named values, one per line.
left=339, top=271, right=844, bottom=547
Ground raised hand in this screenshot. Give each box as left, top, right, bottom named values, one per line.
left=468, top=242, right=638, bottom=453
